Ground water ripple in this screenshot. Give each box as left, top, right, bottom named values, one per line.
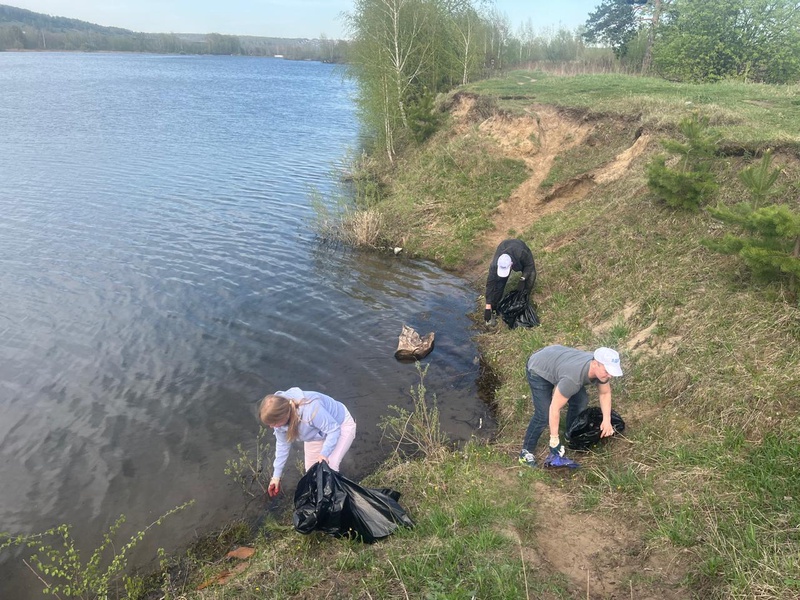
left=0, top=53, right=489, bottom=600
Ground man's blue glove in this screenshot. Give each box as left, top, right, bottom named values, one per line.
left=544, top=443, right=580, bottom=468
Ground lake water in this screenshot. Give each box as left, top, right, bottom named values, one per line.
left=0, top=53, right=492, bottom=597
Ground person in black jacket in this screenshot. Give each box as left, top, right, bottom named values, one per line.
left=484, top=239, right=536, bottom=325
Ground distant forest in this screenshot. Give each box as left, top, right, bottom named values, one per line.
left=0, top=4, right=349, bottom=62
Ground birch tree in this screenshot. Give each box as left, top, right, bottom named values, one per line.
left=346, top=0, right=496, bottom=161
left=450, top=6, right=483, bottom=84
left=485, top=9, right=511, bottom=70
left=347, top=0, right=432, bottom=162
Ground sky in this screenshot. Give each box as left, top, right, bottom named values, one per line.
left=6, top=0, right=602, bottom=39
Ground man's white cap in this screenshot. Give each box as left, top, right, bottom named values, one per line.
left=594, top=347, right=623, bottom=377
left=497, top=254, right=512, bottom=277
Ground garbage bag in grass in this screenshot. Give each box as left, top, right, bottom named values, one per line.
left=566, top=407, right=626, bottom=451
left=497, top=290, right=540, bottom=329
left=293, top=461, right=414, bottom=543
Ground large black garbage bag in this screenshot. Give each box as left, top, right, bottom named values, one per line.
left=497, top=290, right=540, bottom=328
left=293, top=462, right=415, bottom=543
left=293, top=461, right=347, bottom=536
left=566, top=407, right=626, bottom=451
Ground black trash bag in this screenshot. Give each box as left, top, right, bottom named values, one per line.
left=293, top=461, right=415, bottom=543
left=293, top=460, right=347, bottom=537
left=497, top=290, right=540, bottom=328
left=566, top=407, right=626, bottom=451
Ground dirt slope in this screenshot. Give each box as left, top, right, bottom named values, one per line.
left=452, top=97, right=691, bottom=599
left=454, top=96, right=650, bottom=283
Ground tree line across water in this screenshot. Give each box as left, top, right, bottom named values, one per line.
left=0, top=4, right=350, bottom=61
left=3, top=0, right=799, bottom=162
left=6, top=0, right=797, bottom=85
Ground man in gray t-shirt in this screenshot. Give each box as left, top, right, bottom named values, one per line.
left=518, top=345, right=623, bottom=468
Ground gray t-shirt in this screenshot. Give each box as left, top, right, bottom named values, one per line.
left=526, top=345, right=593, bottom=398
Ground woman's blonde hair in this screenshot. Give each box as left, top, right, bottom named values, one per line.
left=259, top=394, right=307, bottom=441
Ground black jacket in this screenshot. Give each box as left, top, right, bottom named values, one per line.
left=485, top=239, right=536, bottom=310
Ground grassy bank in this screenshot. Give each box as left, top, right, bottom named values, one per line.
left=134, top=73, right=800, bottom=599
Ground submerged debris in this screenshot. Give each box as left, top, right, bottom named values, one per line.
left=394, top=324, right=435, bottom=361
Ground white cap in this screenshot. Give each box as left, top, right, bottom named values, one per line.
left=593, top=347, right=623, bottom=377
left=497, top=254, right=512, bottom=277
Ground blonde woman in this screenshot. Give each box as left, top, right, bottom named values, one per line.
left=259, top=387, right=356, bottom=498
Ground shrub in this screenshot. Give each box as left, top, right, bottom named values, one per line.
left=704, top=150, right=800, bottom=299
left=406, top=87, right=444, bottom=144
left=379, top=363, right=449, bottom=461
left=0, top=501, right=193, bottom=600
left=225, top=425, right=271, bottom=500
left=647, top=114, right=720, bottom=210
left=705, top=203, right=800, bottom=298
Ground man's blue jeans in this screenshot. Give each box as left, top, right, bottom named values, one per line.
left=522, top=371, right=588, bottom=451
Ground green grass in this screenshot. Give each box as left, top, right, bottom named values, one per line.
left=377, top=131, right=529, bottom=267
left=157, top=444, right=572, bottom=599
left=466, top=72, right=800, bottom=150
left=638, top=430, right=800, bottom=597
left=461, top=72, right=800, bottom=599
left=121, top=71, right=800, bottom=600
left=539, top=120, right=636, bottom=189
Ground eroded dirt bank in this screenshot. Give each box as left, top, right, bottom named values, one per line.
left=450, top=94, right=692, bottom=599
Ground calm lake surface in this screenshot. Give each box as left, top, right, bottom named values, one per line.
left=0, top=53, right=492, bottom=597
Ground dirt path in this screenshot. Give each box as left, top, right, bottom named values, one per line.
left=456, top=98, right=649, bottom=285
left=528, top=480, right=690, bottom=599
left=475, top=105, right=593, bottom=254
left=453, top=98, right=689, bottom=598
